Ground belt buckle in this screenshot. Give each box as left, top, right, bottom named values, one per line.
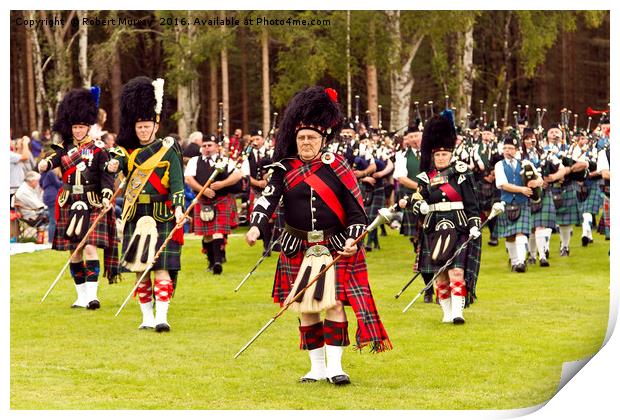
left=307, top=230, right=324, bottom=243
left=72, top=185, right=84, bottom=194
left=137, top=195, right=150, bottom=204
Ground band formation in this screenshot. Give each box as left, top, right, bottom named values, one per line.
left=37, top=79, right=611, bottom=386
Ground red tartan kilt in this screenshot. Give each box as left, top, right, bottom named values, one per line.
left=53, top=203, right=117, bottom=251
left=193, top=196, right=236, bottom=236
left=272, top=245, right=368, bottom=305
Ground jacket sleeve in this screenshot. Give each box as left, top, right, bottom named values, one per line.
left=462, top=170, right=481, bottom=229
left=97, top=148, right=115, bottom=200
left=249, top=165, right=285, bottom=238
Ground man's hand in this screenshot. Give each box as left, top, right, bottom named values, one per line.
left=107, top=158, right=120, bottom=173
left=102, top=198, right=111, bottom=209
left=204, top=188, right=216, bottom=199
left=210, top=181, right=222, bottom=191
left=398, top=198, right=408, bottom=209
left=246, top=226, right=261, bottom=246
left=521, top=186, right=533, bottom=197
left=338, top=238, right=357, bottom=257
left=469, top=226, right=481, bottom=239
left=362, top=176, right=376, bottom=185
left=174, top=206, right=185, bottom=224
left=257, top=179, right=268, bottom=189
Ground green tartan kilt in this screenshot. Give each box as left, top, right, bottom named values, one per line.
left=531, top=190, right=556, bottom=229
left=364, top=183, right=386, bottom=220
left=497, top=201, right=532, bottom=237
left=578, top=181, right=604, bottom=215
left=554, top=182, right=580, bottom=225
left=414, top=231, right=482, bottom=306
left=396, top=186, right=418, bottom=236
left=122, top=204, right=181, bottom=272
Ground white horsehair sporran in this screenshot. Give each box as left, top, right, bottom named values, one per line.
left=284, top=244, right=337, bottom=313
left=121, top=216, right=158, bottom=272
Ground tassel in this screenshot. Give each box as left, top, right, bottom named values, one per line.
left=140, top=235, right=151, bottom=263
left=294, top=266, right=312, bottom=303
left=313, top=264, right=327, bottom=301
left=124, top=234, right=140, bottom=263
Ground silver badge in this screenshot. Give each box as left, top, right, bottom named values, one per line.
left=321, top=152, right=335, bottom=164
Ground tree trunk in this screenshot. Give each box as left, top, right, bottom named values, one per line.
left=28, top=11, right=48, bottom=133
left=24, top=16, right=36, bottom=134
left=366, top=17, right=378, bottom=127
left=261, top=28, right=270, bottom=136
left=240, top=28, right=249, bottom=134
left=177, top=79, right=200, bottom=141
left=501, top=12, right=513, bottom=123
left=110, top=49, right=122, bottom=134
left=220, top=11, right=230, bottom=135
left=458, top=25, right=475, bottom=121
left=346, top=11, right=352, bottom=119
left=77, top=10, right=91, bottom=87
left=209, top=58, right=218, bottom=134
left=386, top=10, right=424, bottom=132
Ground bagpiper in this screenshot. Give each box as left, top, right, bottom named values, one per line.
left=245, top=86, right=391, bottom=385
left=38, top=87, right=118, bottom=309
left=403, top=110, right=482, bottom=324
left=107, top=76, right=184, bottom=332
left=185, top=134, right=242, bottom=274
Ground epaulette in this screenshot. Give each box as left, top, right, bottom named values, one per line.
left=94, top=140, right=106, bottom=149
left=454, top=160, right=468, bottom=173
left=416, top=172, right=430, bottom=184
left=162, top=136, right=175, bottom=148
left=109, top=146, right=128, bottom=158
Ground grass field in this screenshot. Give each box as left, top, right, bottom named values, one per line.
left=10, top=225, right=609, bottom=410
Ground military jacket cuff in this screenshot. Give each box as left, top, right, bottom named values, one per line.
left=172, top=191, right=185, bottom=208
left=101, top=188, right=113, bottom=200
left=467, top=216, right=481, bottom=229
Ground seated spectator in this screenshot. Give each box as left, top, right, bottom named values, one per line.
left=10, top=136, right=33, bottom=203
left=14, top=171, right=47, bottom=223
left=183, top=131, right=203, bottom=165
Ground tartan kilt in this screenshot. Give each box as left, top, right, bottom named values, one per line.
left=193, top=195, right=236, bottom=236
left=478, top=179, right=500, bottom=212
left=396, top=187, right=418, bottom=237
left=122, top=204, right=181, bottom=271
left=53, top=201, right=117, bottom=251
left=496, top=201, right=532, bottom=237
left=273, top=241, right=391, bottom=352
left=364, top=183, right=386, bottom=220
left=554, top=182, right=580, bottom=225
left=531, top=190, right=556, bottom=229
left=414, top=231, right=482, bottom=306
left=603, top=197, right=610, bottom=237
left=578, top=181, right=604, bottom=215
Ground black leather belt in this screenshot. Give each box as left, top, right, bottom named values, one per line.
left=137, top=194, right=169, bottom=204
left=63, top=183, right=97, bottom=194
left=284, top=223, right=339, bottom=243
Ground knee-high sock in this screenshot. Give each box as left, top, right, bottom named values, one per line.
left=212, top=238, right=224, bottom=264
left=543, top=228, right=553, bottom=252
left=515, top=235, right=528, bottom=264
left=528, top=235, right=537, bottom=258
left=535, top=230, right=548, bottom=260
left=505, top=240, right=518, bottom=265
left=582, top=213, right=593, bottom=239
left=559, top=225, right=572, bottom=249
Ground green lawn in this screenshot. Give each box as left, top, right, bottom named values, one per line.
left=10, top=226, right=609, bottom=409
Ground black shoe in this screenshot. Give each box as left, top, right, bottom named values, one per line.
left=365, top=246, right=372, bottom=252
left=86, top=300, right=100, bottom=310
left=582, top=236, right=589, bottom=247
left=263, top=249, right=271, bottom=257
left=212, top=263, right=223, bottom=275
left=515, top=263, right=527, bottom=273
left=300, top=377, right=319, bottom=383
left=453, top=317, right=465, bottom=325
left=527, top=256, right=537, bottom=265
left=424, top=293, right=433, bottom=304
left=328, top=375, right=351, bottom=386
left=155, top=323, right=170, bottom=333
left=207, top=262, right=214, bottom=272
left=560, top=248, right=569, bottom=257
left=488, top=238, right=499, bottom=246
left=540, top=259, right=550, bottom=267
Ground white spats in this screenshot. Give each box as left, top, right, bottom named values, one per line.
left=535, top=230, right=548, bottom=260
left=139, top=301, right=155, bottom=329
left=301, top=347, right=327, bottom=382
left=505, top=240, right=518, bottom=265
left=451, top=295, right=466, bottom=323
left=582, top=213, right=593, bottom=239
left=439, top=298, right=453, bottom=323
left=71, top=283, right=88, bottom=308
left=85, top=282, right=99, bottom=304
left=515, top=235, right=528, bottom=264
left=154, top=300, right=170, bottom=330
left=325, top=345, right=348, bottom=378
left=559, top=225, right=572, bottom=249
